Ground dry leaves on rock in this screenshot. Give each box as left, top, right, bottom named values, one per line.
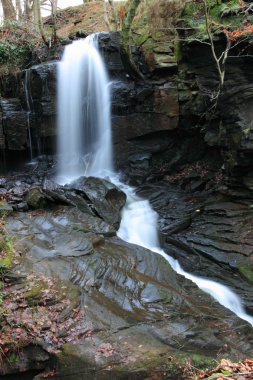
left=197, top=358, right=253, bottom=379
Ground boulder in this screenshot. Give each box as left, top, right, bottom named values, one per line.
left=25, top=187, right=51, bottom=209
left=0, top=201, right=13, bottom=216
left=67, top=176, right=126, bottom=228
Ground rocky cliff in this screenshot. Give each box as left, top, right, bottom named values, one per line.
left=1, top=29, right=253, bottom=188
left=1, top=0, right=253, bottom=189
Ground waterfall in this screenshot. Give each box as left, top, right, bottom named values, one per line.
left=24, top=69, right=33, bottom=159
left=57, top=34, right=113, bottom=184
left=57, top=34, right=253, bottom=327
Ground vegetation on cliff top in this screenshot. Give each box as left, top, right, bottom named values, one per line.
left=0, top=1, right=127, bottom=76
left=181, top=0, right=253, bottom=40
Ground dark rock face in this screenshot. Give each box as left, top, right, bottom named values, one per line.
left=178, top=39, right=253, bottom=187
left=1, top=345, right=50, bottom=376
left=0, top=62, right=57, bottom=161
left=137, top=180, right=253, bottom=313
left=0, top=99, right=28, bottom=151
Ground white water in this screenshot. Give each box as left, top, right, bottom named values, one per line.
left=110, top=174, right=253, bottom=327
left=24, top=69, right=33, bottom=159
left=57, top=35, right=113, bottom=184
left=57, top=35, right=253, bottom=327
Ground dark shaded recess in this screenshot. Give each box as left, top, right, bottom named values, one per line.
left=0, top=73, right=22, bottom=98
left=131, top=129, right=222, bottom=172
left=0, top=370, right=42, bottom=380
left=39, top=135, right=57, bottom=156
left=0, top=150, right=28, bottom=175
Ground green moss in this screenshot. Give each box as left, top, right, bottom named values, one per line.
left=158, top=287, right=173, bottom=304
left=237, top=264, right=253, bottom=284
left=0, top=253, right=12, bottom=269
left=0, top=235, right=14, bottom=269
left=132, top=29, right=150, bottom=46
left=7, top=352, right=19, bottom=365
left=24, top=283, right=45, bottom=300
left=189, top=353, right=215, bottom=368
left=0, top=201, right=13, bottom=217
left=174, top=40, right=182, bottom=62
left=25, top=188, right=48, bottom=209
left=163, top=352, right=215, bottom=379
left=182, top=2, right=203, bottom=17
left=183, top=0, right=240, bottom=19
left=181, top=0, right=243, bottom=40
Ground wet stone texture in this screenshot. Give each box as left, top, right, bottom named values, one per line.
left=1, top=173, right=253, bottom=379
left=137, top=180, right=253, bottom=314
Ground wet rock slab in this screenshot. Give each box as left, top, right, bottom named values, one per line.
left=4, top=200, right=253, bottom=379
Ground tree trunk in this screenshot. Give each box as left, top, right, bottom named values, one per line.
left=33, top=0, right=47, bottom=45
left=24, top=0, right=33, bottom=22
left=1, top=0, right=16, bottom=21
left=51, top=0, right=57, bottom=15
left=15, top=0, right=22, bottom=20
left=120, top=0, right=142, bottom=78
left=108, top=0, right=119, bottom=30
left=51, top=0, right=58, bottom=45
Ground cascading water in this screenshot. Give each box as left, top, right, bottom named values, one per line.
left=57, top=34, right=113, bottom=184
left=115, top=179, right=253, bottom=327
left=57, top=33, right=253, bottom=327
left=24, top=69, right=33, bottom=159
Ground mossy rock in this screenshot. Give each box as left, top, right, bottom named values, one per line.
left=0, top=201, right=13, bottom=217
left=55, top=342, right=215, bottom=380
left=0, top=234, right=14, bottom=270
left=121, top=0, right=185, bottom=73
left=237, top=264, right=253, bottom=284
left=0, top=253, right=12, bottom=269
left=25, top=188, right=49, bottom=209
left=24, top=283, right=45, bottom=304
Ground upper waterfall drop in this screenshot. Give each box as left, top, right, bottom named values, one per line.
left=57, top=34, right=113, bottom=184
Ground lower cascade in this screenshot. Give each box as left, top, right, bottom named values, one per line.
left=115, top=178, right=253, bottom=327
left=57, top=34, right=253, bottom=327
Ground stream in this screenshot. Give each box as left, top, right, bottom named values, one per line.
left=108, top=173, right=253, bottom=327
left=55, top=34, right=253, bottom=328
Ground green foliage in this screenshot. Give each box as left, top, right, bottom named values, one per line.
left=0, top=233, right=14, bottom=270
left=0, top=41, right=33, bottom=67
left=221, top=369, right=233, bottom=374
left=0, top=20, right=39, bottom=75
left=163, top=353, right=215, bottom=380
left=182, top=0, right=243, bottom=38
left=182, top=1, right=203, bottom=17
left=0, top=292, right=3, bottom=306
left=237, top=264, right=253, bottom=284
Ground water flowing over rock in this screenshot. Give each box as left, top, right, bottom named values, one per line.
left=57, top=35, right=113, bottom=183
left=4, top=199, right=253, bottom=378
